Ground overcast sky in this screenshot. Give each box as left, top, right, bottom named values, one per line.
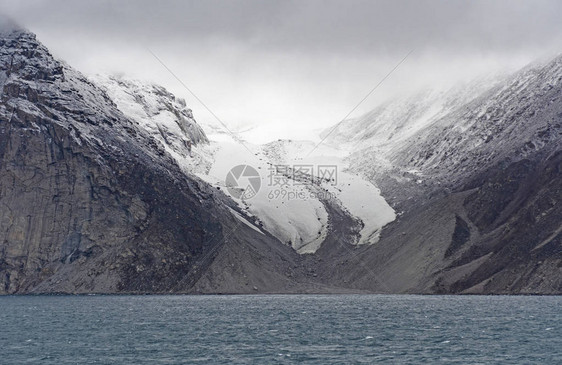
left=1, top=0, right=561, bottom=142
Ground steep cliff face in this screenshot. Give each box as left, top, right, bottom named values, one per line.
left=0, top=24, right=316, bottom=294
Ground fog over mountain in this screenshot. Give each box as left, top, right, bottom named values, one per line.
left=1, top=4, right=561, bottom=364
left=2, top=0, right=562, bottom=142
left=0, top=2, right=560, bottom=295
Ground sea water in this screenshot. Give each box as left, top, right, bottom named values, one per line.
left=0, top=295, right=560, bottom=364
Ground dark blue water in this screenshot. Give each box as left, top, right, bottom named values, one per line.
left=0, top=295, right=560, bottom=364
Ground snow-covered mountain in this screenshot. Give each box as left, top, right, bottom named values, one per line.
left=92, top=75, right=396, bottom=253
left=0, top=21, right=329, bottom=294
left=318, top=55, right=562, bottom=294
left=90, top=75, right=211, bottom=174
left=323, top=58, right=561, bottom=201
left=321, top=76, right=504, bottom=151
left=1, top=17, right=559, bottom=294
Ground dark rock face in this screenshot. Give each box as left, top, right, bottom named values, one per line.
left=0, top=27, right=213, bottom=293
left=338, top=56, right=562, bottom=294
left=445, top=215, right=471, bottom=258
left=0, top=25, right=316, bottom=294
left=444, top=149, right=562, bottom=293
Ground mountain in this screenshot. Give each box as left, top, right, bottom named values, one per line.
left=92, top=74, right=396, bottom=254
left=1, top=18, right=559, bottom=294
left=0, top=21, right=338, bottom=294
left=89, top=75, right=211, bottom=175
left=321, top=56, right=562, bottom=294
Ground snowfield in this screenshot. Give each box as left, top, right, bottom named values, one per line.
left=199, top=132, right=329, bottom=254
left=261, top=140, right=396, bottom=246
left=92, top=75, right=396, bottom=254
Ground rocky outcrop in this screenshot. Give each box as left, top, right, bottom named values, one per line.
left=90, top=75, right=208, bottom=152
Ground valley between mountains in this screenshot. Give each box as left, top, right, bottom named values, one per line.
left=1, top=21, right=560, bottom=294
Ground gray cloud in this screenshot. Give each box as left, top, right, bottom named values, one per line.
left=3, top=0, right=562, bottom=53
left=1, top=0, right=561, bottom=142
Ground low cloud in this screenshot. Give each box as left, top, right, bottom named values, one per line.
left=1, top=0, right=561, bottom=142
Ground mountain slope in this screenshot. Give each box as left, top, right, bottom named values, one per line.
left=323, top=55, right=562, bottom=294
left=94, top=75, right=396, bottom=255
left=0, top=22, right=325, bottom=294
